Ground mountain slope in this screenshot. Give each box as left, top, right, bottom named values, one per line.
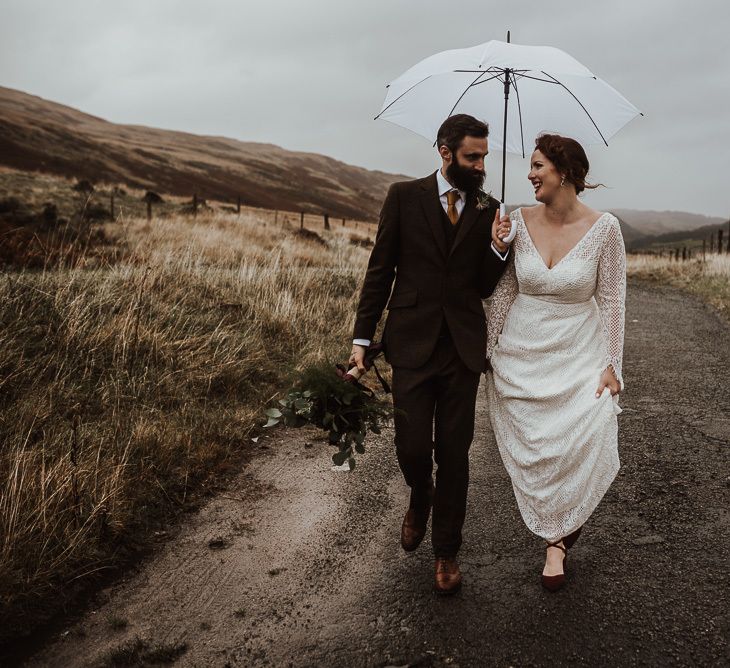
left=630, top=220, right=730, bottom=250
left=0, top=86, right=724, bottom=234
left=611, top=208, right=725, bottom=236
left=0, top=86, right=408, bottom=220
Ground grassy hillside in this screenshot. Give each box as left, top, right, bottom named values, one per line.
left=0, top=86, right=409, bottom=221
left=612, top=208, right=725, bottom=236
left=630, top=220, right=730, bottom=252
left=0, top=167, right=375, bottom=269
left=0, top=202, right=376, bottom=648
left=2, top=86, right=724, bottom=243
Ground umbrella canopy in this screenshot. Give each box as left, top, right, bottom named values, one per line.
left=376, top=38, right=642, bottom=202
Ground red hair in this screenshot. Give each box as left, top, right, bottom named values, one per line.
left=534, top=134, right=603, bottom=194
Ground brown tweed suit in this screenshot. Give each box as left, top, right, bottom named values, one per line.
left=353, top=171, right=507, bottom=556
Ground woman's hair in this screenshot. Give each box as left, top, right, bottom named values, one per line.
left=534, top=134, right=603, bottom=194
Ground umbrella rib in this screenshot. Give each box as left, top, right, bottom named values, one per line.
left=442, top=70, right=489, bottom=126
left=512, top=72, right=560, bottom=85
left=541, top=71, right=609, bottom=146
left=430, top=70, right=490, bottom=146
left=454, top=68, right=530, bottom=74
left=469, top=72, right=505, bottom=87
left=509, top=71, right=526, bottom=158
left=374, top=75, right=433, bottom=120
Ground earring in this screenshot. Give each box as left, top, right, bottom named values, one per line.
left=560, top=176, right=565, bottom=187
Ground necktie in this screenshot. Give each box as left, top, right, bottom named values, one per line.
left=446, top=189, right=460, bottom=225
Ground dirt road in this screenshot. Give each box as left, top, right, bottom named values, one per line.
left=21, top=281, right=730, bottom=667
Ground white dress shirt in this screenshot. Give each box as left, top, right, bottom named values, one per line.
left=353, top=169, right=510, bottom=348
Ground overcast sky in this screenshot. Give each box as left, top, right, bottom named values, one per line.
left=1, top=0, right=728, bottom=217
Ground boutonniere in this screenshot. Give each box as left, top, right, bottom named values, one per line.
left=475, top=189, right=493, bottom=211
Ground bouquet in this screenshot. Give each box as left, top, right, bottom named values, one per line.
left=262, top=344, right=395, bottom=470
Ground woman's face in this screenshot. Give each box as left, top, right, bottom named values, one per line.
left=528, top=149, right=563, bottom=203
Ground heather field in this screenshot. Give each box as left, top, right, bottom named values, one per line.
left=0, top=200, right=375, bottom=644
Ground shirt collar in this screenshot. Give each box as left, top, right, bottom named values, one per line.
left=436, top=168, right=464, bottom=199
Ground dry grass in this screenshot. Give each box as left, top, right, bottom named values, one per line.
left=0, top=208, right=373, bottom=643
left=627, top=252, right=730, bottom=318
left=0, top=167, right=377, bottom=270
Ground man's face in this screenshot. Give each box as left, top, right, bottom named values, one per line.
left=444, top=135, right=488, bottom=193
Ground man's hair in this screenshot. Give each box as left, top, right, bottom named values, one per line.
left=436, top=114, right=489, bottom=155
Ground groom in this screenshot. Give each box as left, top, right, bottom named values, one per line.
left=350, top=114, right=512, bottom=594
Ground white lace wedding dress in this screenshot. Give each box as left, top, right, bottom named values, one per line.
left=485, top=208, right=626, bottom=542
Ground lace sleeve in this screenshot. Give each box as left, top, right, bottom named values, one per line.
left=595, top=215, right=627, bottom=388
left=485, top=251, right=518, bottom=362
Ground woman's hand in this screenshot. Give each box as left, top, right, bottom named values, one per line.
left=595, top=366, right=621, bottom=398
left=491, top=209, right=512, bottom=253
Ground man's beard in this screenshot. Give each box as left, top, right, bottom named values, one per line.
left=446, top=159, right=485, bottom=194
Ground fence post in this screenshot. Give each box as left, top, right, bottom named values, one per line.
left=710, top=233, right=715, bottom=253
left=193, top=193, right=198, bottom=218
left=703, top=239, right=706, bottom=262
left=110, top=193, right=115, bottom=220
left=237, top=196, right=241, bottom=215
left=342, top=218, right=346, bottom=227
left=727, top=220, right=730, bottom=253
left=300, top=211, right=304, bottom=230
left=719, top=229, right=724, bottom=254
left=675, top=248, right=680, bottom=262
left=324, top=213, right=330, bottom=230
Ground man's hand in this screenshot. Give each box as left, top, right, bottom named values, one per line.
left=492, top=209, right=512, bottom=254
left=349, top=344, right=367, bottom=373
left=595, top=366, right=621, bottom=398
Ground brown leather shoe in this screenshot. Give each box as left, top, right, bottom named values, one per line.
left=401, top=507, right=429, bottom=552
left=433, top=557, right=462, bottom=595
left=400, top=484, right=433, bottom=552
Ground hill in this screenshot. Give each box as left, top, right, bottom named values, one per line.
left=0, top=86, right=725, bottom=237
left=630, top=220, right=730, bottom=251
left=611, top=208, right=725, bottom=236
left=0, top=86, right=408, bottom=221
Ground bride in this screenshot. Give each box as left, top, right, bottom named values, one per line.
left=486, top=133, right=626, bottom=591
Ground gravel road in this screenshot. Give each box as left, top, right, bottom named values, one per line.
left=20, top=280, right=730, bottom=667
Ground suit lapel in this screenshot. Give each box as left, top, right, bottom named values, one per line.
left=419, top=173, right=448, bottom=260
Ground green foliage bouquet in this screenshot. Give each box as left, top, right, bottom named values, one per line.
left=262, top=360, right=395, bottom=470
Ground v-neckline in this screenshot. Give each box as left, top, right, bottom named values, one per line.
left=518, top=208, right=608, bottom=271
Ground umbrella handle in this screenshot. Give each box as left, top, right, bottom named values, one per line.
left=500, top=202, right=517, bottom=244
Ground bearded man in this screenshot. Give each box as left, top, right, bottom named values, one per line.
left=350, top=114, right=512, bottom=594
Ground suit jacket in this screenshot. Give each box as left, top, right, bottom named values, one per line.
left=352, top=172, right=508, bottom=373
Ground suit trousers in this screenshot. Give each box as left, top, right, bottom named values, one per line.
left=391, top=324, right=481, bottom=557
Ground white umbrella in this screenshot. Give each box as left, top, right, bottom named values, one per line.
left=376, top=33, right=642, bottom=206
